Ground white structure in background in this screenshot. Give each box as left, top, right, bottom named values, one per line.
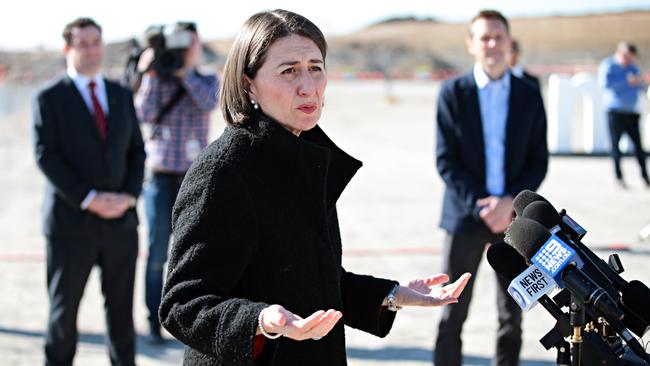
left=546, top=73, right=649, bottom=154
left=0, top=85, right=38, bottom=119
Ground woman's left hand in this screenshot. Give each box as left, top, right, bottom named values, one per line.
left=390, top=272, right=472, bottom=307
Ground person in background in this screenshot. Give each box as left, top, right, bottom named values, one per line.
left=598, top=42, right=649, bottom=189
left=434, top=9, right=548, bottom=366
left=507, top=38, right=540, bottom=89
left=134, top=21, right=219, bottom=344
left=32, top=17, right=145, bottom=366
left=158, top=9, right=471, bottom=365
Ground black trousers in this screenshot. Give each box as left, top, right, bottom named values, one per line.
left=434, top=226, right=522, bottom=366
left=45, top=225, right=138, bottom=366
left=607, top=111, right=648, bottom=181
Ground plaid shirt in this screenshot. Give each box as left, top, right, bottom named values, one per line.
left=135, top=71, right=219, bottom=173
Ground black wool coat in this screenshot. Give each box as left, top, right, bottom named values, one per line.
left=160, top=114, right=398, bottom=366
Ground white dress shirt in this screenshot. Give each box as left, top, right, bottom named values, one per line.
left=67, top=65, right=108, bottom=117
left=473, top=63, right=511, bottom=196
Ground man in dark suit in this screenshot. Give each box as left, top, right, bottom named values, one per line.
left=32, top=18, right=145, bottom=366
left=507, top=38, right=541, bottom=89
left=434, top=10, right=548, bottom=366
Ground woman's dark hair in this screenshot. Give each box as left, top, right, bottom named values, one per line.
left=220, top=9, right=327, bottom=126
left=63, top=18, right=102, bottom=45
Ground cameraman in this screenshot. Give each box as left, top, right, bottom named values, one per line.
left=134, top=21, right=218, bottom=344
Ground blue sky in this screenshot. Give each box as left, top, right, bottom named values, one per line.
left=3, top=0, right=649, bottom=50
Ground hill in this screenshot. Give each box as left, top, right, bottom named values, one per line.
left=2, top=10, right=650, bottom=83
left=208, top=10, right=650, bottom=75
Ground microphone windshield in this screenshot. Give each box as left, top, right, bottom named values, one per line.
left=522, top=201, right=562, bottom=229
left=621, top=280, right=650, bottom=324
left=513, top=190, right=552, bottom=217
left=486, top=241, right=528, bottom=281
left=505, top=218, right=552, bottom=261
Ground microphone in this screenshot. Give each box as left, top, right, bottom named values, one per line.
left=507, top=218, right=619, bottom=317
left=521, top=201, right=621, bottom=297
left=506, top=219, right=650, bottom=363
left=521, top=200, right=623, bottom=290
left=561, top=265, right=624, bottom=321
left=486, top=241, right=528, bottom=280
left=486, top=242, right=570, bottom=336
left=521, top=200, right=650, bottom=335
left=486, top=242, right=644, bottom=361
left=622, top=280, right=650, bottom=326
left=508, top=265, right=557, bottom=311
left=558, top=212, right=587, bottom=241
left=512, top=189, right=550, bottom=217
left=487, top=242, right=556, bottom=311
left=512, top=190, right=587, bottom=240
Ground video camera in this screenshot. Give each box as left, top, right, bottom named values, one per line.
left=122, top=22, right=196, bottom=90
left=144, top=22, right=195, bottom=78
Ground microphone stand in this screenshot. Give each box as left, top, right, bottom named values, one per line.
left=569, top=293, right=585, bottom=366
left=555, top=340, right=571, bottom=366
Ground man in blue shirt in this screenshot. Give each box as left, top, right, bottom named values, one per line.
left=434, top=9, right=548, bottom=366
left=598, top=42, right=648, bottom=188
left=507, top=39, right=540, bottom=90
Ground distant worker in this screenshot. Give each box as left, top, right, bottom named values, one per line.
left=507, top=38, right=540, bottom=89
left=598, top=42, right=649, bottom=188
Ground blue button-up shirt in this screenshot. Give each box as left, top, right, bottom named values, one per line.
left=474, top=64, right=510, bottom=196
left=598, top=56, right=642, bottom=113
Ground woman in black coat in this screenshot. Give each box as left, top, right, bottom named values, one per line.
left=159, top=9, right=471, bottom=366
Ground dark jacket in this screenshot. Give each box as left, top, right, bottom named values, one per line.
left=32, top=76, right=145, bottom=236
left=160, top=114, right=397, bottom=366
left=436, top=71, right=548, bottom=234
left=521, top=70, right=541, bottom=90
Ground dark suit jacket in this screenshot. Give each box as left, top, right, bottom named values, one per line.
left=160, top=115, right=397, bottom=365
left=33, top=75, right=146, bottom=237
left=436, top=71, right=548, bottom=234
left=522, top=70, right=541, bottom=90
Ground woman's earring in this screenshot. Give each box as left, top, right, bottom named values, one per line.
left=251, top=100, right=259, bottom=110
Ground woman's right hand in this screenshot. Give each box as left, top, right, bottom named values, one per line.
left=258, top=304, right=342, bottom=341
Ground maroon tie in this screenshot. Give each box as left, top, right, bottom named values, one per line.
left=88, top=81, right=107, bottom=142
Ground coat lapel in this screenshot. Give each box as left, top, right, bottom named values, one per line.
left=300, top=126, right=362, bottom=212
left=464, top=73, right=486, bottom=183
left=104, top=79, right=120, bottom=145
left=505, top=74, right=524, bottom=185
left=62, top=76, right=104, bottom=143
left=256, top=115, right=362, bottom=213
